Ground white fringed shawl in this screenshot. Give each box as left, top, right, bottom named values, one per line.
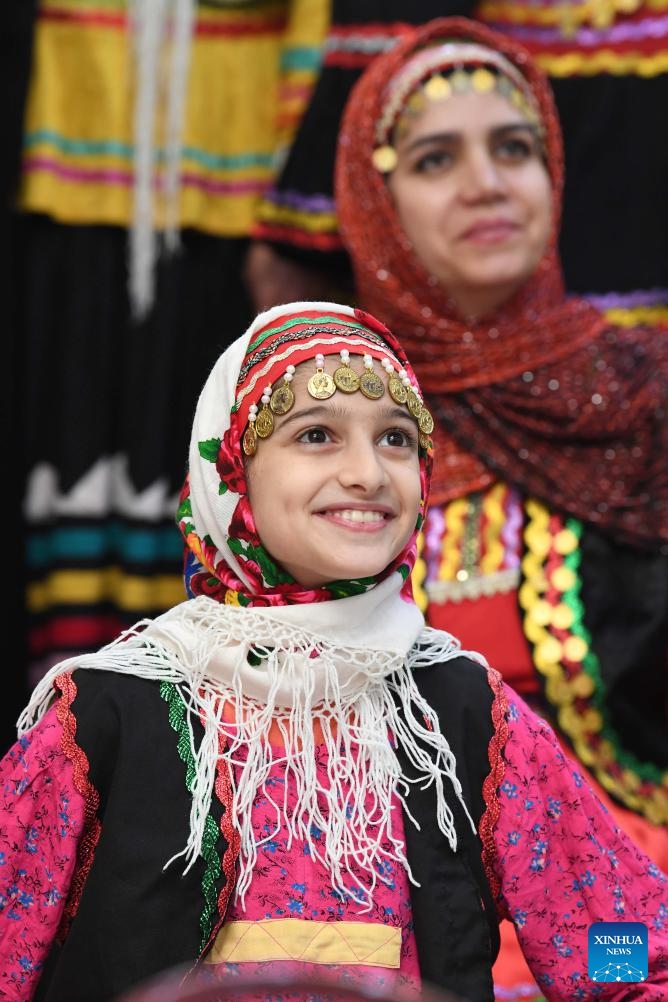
left=18, top=583, right=483, bottom=910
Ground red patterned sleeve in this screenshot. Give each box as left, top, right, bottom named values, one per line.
left=0, top=701, right=86, bottom=1000
left=490, top=684, right=668, bottom=1000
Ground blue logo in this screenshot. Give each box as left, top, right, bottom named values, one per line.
left=588, top=922, right=648, bottom=982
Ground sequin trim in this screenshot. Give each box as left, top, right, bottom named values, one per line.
left=427, top=484, right=522, bottom=602
left=519, top=499, right=668, bottom=824
left=479, top=666, right=509, bottom=913
left=411, top=530, right=429, bottom=613
left=53, top=671, right=102, bottom=942
left=159, top=681, right=226, bottom=951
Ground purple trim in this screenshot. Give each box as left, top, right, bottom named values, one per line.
left=23, top=157, right=270, bottom=196
left=262, top=187, right=336, bottom=213
left=487, top=14, right=668, bottom=47
left=582, top=288, right=668, bottom=309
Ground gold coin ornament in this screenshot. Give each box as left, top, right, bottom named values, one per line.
left=360, top=370, right=385, bottom=399
left=255, top=406, right=274, bottom=439
left=371, top=145, right=398, bottom=173
left=407, top=390, right=423, bottom=418
left=471, top=67, right=495, bottom=92
left=418, top=432, right=433, bottom=451
left=388, top=375, right=408, bottom=404
left=308, top=369, right=336, bottom=400
left=334, top=365, right=360, bottom=393
left=424, top=74, right=452, bottom=100
left=242, top=424, right=257, bottom=456
left=450, top=69, right=470, bottom=92
left=418, top=407, right=434, bottom=435
left=269, top=383, right=295, bottom=415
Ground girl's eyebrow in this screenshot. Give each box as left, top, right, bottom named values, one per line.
left=278, top=403, right=414, bottom=429
left=404, top=121, right=538, bottom=155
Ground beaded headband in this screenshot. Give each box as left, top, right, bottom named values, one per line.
left=372, top=41, right=544, bottom=174
left=241, top=344, right=434, bottom=458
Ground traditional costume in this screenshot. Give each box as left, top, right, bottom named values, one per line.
left=1, top=304, right=666, bottom=1002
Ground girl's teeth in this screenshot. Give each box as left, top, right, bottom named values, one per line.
left=334, top=509, right=385, bottom=523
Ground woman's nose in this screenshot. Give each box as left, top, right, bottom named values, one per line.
left=460, top=149, right=505, bottom=201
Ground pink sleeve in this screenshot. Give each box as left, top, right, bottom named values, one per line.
left=0, top=705, right=86, bottom=1001
left=491, top=685, right=668, bottom=1001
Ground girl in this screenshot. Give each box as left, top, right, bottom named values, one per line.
left=1, top=302, right=666, bottom=1002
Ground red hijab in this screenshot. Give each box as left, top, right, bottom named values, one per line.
left=335, top=17, right=668, bottom=546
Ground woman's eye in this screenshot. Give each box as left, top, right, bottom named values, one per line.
left=413, top=148, right=453, bottom=173
left=297, top=427, right=330, bottom=444
left=496, top=136, right=534, bottom=162
left=379, top=428, right=417, bottom=448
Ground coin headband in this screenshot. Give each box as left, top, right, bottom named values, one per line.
left=241, top=348, right=435, bottom=458
left=372, top=41, right=544, bottom=174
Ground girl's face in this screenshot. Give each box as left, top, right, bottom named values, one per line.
left=387, top=89, right=552, bottom=319
left=246, top=358, right=422, bottom=588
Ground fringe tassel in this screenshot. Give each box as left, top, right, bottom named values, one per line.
left=127, top=0, right=196, bottom=320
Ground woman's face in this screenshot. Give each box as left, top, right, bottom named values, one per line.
left=387, top=88, right=553, bottom=319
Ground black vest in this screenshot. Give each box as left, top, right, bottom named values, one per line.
left=37, top=657, right=500, bottom=1002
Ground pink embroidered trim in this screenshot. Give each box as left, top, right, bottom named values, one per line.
left=54, top=671, right=102, bottom=942
left=479, top=666, right=509, bottom=916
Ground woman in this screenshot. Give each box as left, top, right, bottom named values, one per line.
left=2, top=302, right=666, bottom=1002
left=334, top=19, right=668, bottom=997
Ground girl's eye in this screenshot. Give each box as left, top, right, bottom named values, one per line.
left=379, top=428, right=417, bottom=449
left=297, top=427, right=330, bottom=445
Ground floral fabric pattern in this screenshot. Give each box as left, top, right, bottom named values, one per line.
left=1, top=684, right=667, bottom=1000
left=494, top=686, right=668, bottom=1000
left=202, top=740, right=422, bottom=997
left=0, top=705, right=85, bottom=1000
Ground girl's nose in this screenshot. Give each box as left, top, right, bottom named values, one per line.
left=337, top=440, right=388, bottom=493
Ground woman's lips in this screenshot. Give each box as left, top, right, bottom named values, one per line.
left=461, top=219, right=520, bottom=244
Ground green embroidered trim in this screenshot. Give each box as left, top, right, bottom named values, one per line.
left=560, top=520, right=662, bottom=784
left=160, top=681, right=222, bottom=950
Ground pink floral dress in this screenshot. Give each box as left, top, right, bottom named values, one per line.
left=0, top=684, right=666, bottom=1001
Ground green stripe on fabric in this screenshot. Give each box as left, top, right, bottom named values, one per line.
left=247, top=315, right=375, bottom=353
left=159, top=681, right=222, bottom=950
left=280, top=46, right=323, bottom=72
left=27, top=523, right=183, bottom=566
left=25, top=130, right=275, bottom=171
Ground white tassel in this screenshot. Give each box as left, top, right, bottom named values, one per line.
left=128, top=0, right=195, bottom=320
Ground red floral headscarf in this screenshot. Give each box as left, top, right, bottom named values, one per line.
left=335, top=17, right=668, bottom=546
